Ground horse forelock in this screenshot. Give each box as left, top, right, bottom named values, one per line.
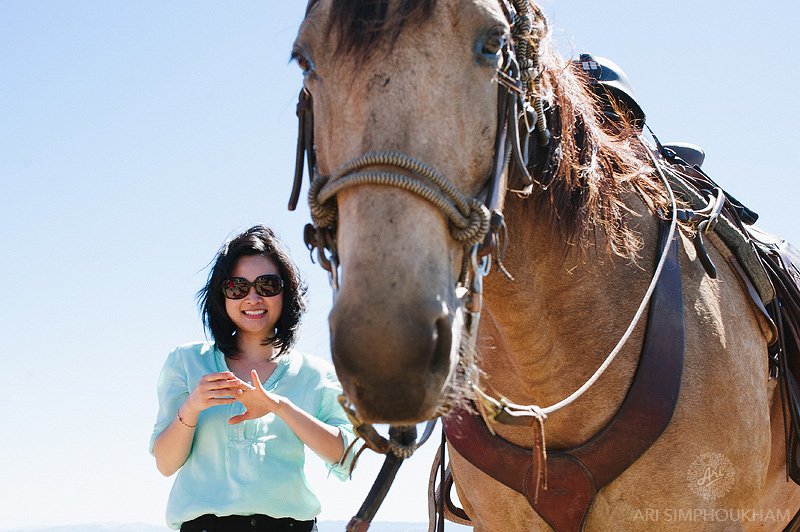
left=322, top=0, right=438, bottom=63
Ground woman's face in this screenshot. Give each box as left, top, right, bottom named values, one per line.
left=224, top=254, right=284, bottom=344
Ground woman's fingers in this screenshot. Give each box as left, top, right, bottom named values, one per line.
left=202, top=372, right=235, bottom=382
left=250, top=370, right=263, bottom=390
left=228, top=412, right=252, bottom=425
left=183, top=373, right=243, bottom=418
left=199, top=373, right=242, bottom=392
left=211, top=396, right=238, bottom=404
left=203, top=387, right=241, bottom=399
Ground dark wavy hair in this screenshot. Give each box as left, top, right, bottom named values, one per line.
left=197, top=225, right=308, bottom=358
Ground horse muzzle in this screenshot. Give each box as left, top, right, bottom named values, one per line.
left=329, top=294, right=460, bottom=424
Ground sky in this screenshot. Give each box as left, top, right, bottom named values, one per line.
left=1, top=1, right=798, bottom=530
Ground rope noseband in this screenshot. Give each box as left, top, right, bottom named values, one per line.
left=308, top=151, right=492, bottom=284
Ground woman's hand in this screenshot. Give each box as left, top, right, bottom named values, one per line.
left=228, top=370, right=345, bottom=464
left=228, top=370, right=283, bottom=424
left=154, top=371, right=249, bottom=477
left=180, top=372, right=249, bottom=425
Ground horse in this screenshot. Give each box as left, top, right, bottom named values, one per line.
left=289, top=0, right=800, bottom=530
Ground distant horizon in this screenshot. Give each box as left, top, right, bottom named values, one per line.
left=0, top=520, right=471, bottom=532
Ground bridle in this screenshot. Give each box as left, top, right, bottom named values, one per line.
left=287, top=0, right=553, bottom=442
left=308, top=151, right=492, bottom=287
left=285, top=0, right=683, bottom=452
left=287, top=0, right=552, bottom=436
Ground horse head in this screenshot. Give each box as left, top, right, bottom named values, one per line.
left=288, top=3, right=800, bottom=527
left=291, top=0, right=650, bottom=424
left=291, top=0, right=527, bottom=424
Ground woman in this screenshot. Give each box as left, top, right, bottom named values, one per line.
left=150, top=225, right=359, bottom=531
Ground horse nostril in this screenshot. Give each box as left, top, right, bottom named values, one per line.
left=431, top=314, right=454, bottom=377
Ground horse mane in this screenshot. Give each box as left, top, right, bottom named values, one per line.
left=526, top=40, right=668, bottom=262
left=505, top=0, right=666, bottom=262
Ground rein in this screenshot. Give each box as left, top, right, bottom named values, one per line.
left=340, top=414, right=438, bottom=532
left=471, top=146, right=680, bottom=426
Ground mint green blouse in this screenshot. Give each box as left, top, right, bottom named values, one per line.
left=150, top=342, right=359, bottom=529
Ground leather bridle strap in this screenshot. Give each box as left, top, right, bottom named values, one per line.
left=346, top=453, right=404, bottom=532
left=345, top=423, right=434, bottom=532
left=289, top=89, right=313, bottom=212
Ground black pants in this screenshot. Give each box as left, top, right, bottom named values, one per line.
left=180, top=514, right=317, bottom=532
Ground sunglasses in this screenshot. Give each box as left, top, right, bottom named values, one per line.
left=222, top=275, right=283, bottom=299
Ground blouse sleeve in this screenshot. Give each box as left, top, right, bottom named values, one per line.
left=149, top=346, right=190, bottom=455
left=314, top=368, right=363, bottom=481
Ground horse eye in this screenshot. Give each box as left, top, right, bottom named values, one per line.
left=481, top=31, right=506, bottom=56
left=296, top=56, right=311, bottom=72
left=292, top=51, right=314, bottom=73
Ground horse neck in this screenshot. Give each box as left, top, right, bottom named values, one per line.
left=475, top=192, right=661, bottom=448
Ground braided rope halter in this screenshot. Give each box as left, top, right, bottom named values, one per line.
left=308, top=151, right=492, bottom=287
left=288, top=0, right=550, bottom=413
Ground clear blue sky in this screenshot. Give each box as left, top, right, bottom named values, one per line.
left=1, top=1, right=797, bottom=530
